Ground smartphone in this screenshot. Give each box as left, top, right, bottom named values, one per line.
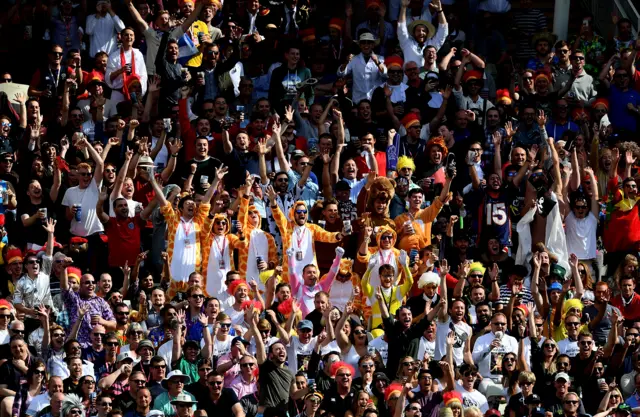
left=409, top=249, right=419, bottom=267
left=163, top=118, right=171, bottom=132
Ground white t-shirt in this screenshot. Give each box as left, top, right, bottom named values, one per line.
left=416, top=336, right=436, bottom=361
left=565, top=211, right=598, bottom=260
left=368, top=336, right=389, bottom=366
left=0, top=329, right=9, bottom=345
left=557, top=338, right=579, bottom=357
left=434, top=317, right=472, bottom=365
left=26, top=392, right=50, bottom=416
left=62, top=180, right=104, bottom=236
left=286, top=335, right=317, bottom=374
left=472, top=332, right=519, bottom=378
left=455, top=382, right=489, bottom=412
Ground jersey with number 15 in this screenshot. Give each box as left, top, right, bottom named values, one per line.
left=476, top=190, right=512, bottom=247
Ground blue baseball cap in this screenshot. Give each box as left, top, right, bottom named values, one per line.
left=548, top=282, right=563, bottom=292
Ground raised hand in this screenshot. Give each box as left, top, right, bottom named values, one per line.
left=176, top=309, right=186, bottom=324
left=440, top=258, right=449, bottom=277
left=215, top=164, right=229, bottom=181
left=43, top=218, right=56, bottom=233
left=569, top=253, right=579, bottom=268
left=537, top=110, right=547, bottom=127
left=626, top=150, right=637, bottom=166
left=169, top=139, right=183, bottom=155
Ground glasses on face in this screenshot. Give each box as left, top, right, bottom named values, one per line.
left=104, top=168, right=117, bottom=174
left=580, top=340, right=593, bottom=346
left=594, top=367, right=604, bottom=372
left=12, top=329, right=24, bottom=335
left=523, top=77, right=533, bottom=81
left=543, top=344, right=556, bottom=349
left=503, top=357, right=515, bottom=363
left=116, top=311, right=129, bottom=316
left=566, top=322, right=580, bottom=327
left=131, top=379, right=146, bottom=385
left=361, top=362, right=375, bottom=368
left=276, top=177, right=289, bottom=183
left=51, top=52, right=64, bottom=57
left=79, top=172, right=92, bottom=177
left=100, top=402, right=112, bottom=407
left=220, top=323, right=231, bottom=328
left=240, top=362, right=256, bottom=368
left=558, top=49, right=570, bottom=54
left=380, top=235, right=393, bottom=241
left=557, top=361, right=570, bottom=367
left=469, top=274, right=483, bottom=278
left=353, top=329, right=366, bottom=335
left=69, top=409, right=82, bottom=416
left=106, top=341, right=119, bottom=347
left=191, top=294, right=205, bottom=299
left=572, top=56, right=586, bottom=61
left=1, top=78, right=11, bottom=83
left=208, top=380, right=223, bottom=386
left=0, top=315, right=10, bottom=319
left=337, top=373, right=352, bottom=378
left=402, top=362, right=414, bottom=367
left=463, top=372, right=478, bottom=378
left=83, top=280, right=95, bottom=285
left=130, top=331, right=144, bottom=336
left=33, top=369, right=46, bottom=376
left=151, top=364, right=167, bottom=369
left=564, top=400, right=579, bottom=405
left=26, top=260, right=38, bottom=265
left=295, top=209, right=307, bottom=214
left=93, top=332, right=105, bottom=338
left=611, top=395, right=621, bottom=399
left=84, top=379, right=96, bottom=385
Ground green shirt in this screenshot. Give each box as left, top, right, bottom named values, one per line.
left=176, top=356, right=199, bottom=383
left=152, top=391, right=196, bottom=416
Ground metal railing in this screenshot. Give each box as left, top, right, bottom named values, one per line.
left=581, top=0, right=639, bottom=38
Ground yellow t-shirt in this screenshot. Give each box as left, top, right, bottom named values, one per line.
left=185, top=21, right=210, bottom=68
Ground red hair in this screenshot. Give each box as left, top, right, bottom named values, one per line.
left=330, top=361, right=355, bottom=377
left=227, top=279, right=249, bottom=295
left=384, top=383, right=404, bottom=402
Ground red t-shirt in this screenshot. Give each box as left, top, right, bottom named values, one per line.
left=354, top=151, right=387, bottom=179
left=105, top=215, right=146, bottom=267
left=611, top=293, right=640, bottom=322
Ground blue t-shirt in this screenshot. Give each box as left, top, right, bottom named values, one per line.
left=609, top=86, right=640, bottom=132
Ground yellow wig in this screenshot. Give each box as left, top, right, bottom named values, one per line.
left=397, top=156, right=416, bottom=172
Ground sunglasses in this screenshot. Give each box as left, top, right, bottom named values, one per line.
left=308, top=398, right=321, bottom=404
left=106, top=342, right=119, bottom=347
left=12, top=329, right=24, bottom=335
left=33, top=369, right=46, bottom=376
left=503, top=357, right=515, bottom=362
left=69, top=410, right=82, bottom=416
left=240, top=363, right=256, bottom=368
left=493, top=322, right=507, bottom=326
left=1, top=79, right=11, bottom=83
left=191, top=294, right=205, bottom=299
left=520, top=381, right=533, bottom=386
left=580, top=340, right=593, bottom=346
left=594, top=367, right=604, bottom=372
left=564, top=400, right=579, bottom=405
left=353, top=329, right=366, bottom=335
left=571, top=56, right=586, bottom=61
left=276, top=178, right=289, bottom=182
left=151, top=364, right=167, bottom=369
left=543, top=344, right=556, bottom=349
left=131, top=379, right=146, bottom=385
left=208, top=380, right=224, bottom=386
left=565, top=322, right=580, bottom=327
left=0, top=315, right=10, bottom=319
left=295, top=210, right=307, bottom=214
left=380, top=235, right=393, bottom=241
left=337, top=373, right=352, bottom=378
left=79, top=172, right=92, bottom=177
left=51, top=52, right=64, bottom=57
left=469, top=274, right=483, bottom=278
left=100, top=402, right=112, bottom=407
left=220, top=323, right=231, bottom=328
left=84, top=379, right=96, bottom=385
